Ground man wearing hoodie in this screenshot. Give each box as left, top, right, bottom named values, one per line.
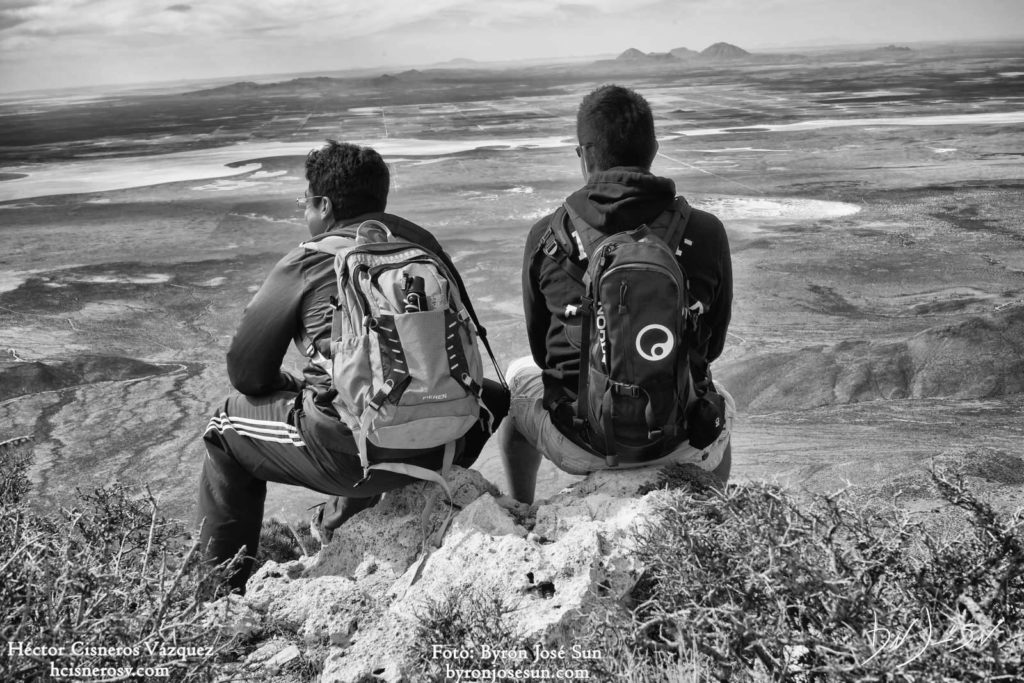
left=498, top=85, right=734, bottom=504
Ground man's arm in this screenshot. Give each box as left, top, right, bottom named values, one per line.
left=226, top=254, right=305, bottom=396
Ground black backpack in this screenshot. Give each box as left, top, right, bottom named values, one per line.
left=542, top=198, right=712, bottom=466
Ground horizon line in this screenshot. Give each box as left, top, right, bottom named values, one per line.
left=2, top=37, right=1023, bottom=99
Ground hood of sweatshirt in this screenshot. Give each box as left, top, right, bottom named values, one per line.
left=563, top=168, right=677, bottom=233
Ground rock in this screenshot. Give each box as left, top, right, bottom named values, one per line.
left=200, top=594, right=263, bottom=639
left=244, top=569, right=369, bottom=643
left=451, top=492, right=528, bottom=538
left=310, top=467, right=500, bottom=581
left=320, top=467, right=668, bottom=681
left=220, top=463, right=705, bottom=682
left=245, top=638, right=293, bottom=665
left=265, top=644, right=301, bottom=670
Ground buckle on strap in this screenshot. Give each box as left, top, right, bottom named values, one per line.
left=611, top=382, right=640, bottom=398
left=353, top=467, right=372, bottom=488
left=369, top=379, right=396, bottom=410
left=460, top=372, right=481, bottom=397
left=542, top=237, right=560, bottom=258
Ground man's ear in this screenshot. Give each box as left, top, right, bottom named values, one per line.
left=320, top=197, right=332, bottom=219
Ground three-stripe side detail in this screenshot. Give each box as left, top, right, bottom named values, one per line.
left=206, top=413, right=306, bottom=447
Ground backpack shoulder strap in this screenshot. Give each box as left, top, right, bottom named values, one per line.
left=660, top=197, right=693, bottom=257
left=539, top=207, right=587, bottom=282
left=300, top=233, right=355, bottom=255
left=562, top=201, right=608, bottom=262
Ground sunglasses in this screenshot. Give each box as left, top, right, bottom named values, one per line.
left=295, top=194, right=327, bottom=208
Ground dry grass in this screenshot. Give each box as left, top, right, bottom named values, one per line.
left=412, top=463, right=1023, bottom=682
left=0, top=437, right=240, bottom=681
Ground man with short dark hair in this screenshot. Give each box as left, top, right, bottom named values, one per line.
left=498, top=85, right=734, bottom=504
left=198, top=140, right=506, bottom=591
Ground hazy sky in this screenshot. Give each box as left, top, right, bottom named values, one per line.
left=1, top=0, right=1022, bottom=93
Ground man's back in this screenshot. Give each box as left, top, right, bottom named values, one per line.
left=522, top=167, right=733, bottom=410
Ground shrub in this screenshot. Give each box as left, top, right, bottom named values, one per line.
left=0, top=437, right=239, bottom=682
left=414, top=582, right=531, bottom=679
left=606, top=467, right=1023, bottom=681
left=256, top=516, right=315, bottom=566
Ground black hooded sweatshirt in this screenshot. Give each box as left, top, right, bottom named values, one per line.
left=522, top=168, right=733, bottom=416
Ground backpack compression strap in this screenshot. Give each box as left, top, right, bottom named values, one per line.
left=445, top=309, right=495, bottom=432
left=366, top=315, right=412, bottom=411
left=432, top=245, right=508, bottom=392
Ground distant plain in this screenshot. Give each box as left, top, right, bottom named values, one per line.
left=1, top=42, right=1022, bottom=521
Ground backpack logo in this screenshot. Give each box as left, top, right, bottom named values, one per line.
left=596, top=304, right=608, bottom=367
left=635, top=324, right=674, bottom=362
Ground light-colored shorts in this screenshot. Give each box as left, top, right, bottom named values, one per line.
left=506, top=356, right=735, bottom=475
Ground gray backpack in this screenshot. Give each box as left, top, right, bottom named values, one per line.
left=303, top=221, right=499, bottom=496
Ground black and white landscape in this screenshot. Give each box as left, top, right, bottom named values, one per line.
left=1, top=42, right=1023, bottom=521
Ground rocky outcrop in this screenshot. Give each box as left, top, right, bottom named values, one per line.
left=719, top=304, right=1024, bottom=411
left=207, top=465, right=693, bottom=682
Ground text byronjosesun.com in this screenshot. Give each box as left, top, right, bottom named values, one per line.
left=432, top=643, right=602, bottom=680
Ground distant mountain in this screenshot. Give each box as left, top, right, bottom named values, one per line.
left=669, top=46, right=700, bottom=59
left=371, top=69, right=432, bottom=86
left=700, top=42, right=750, bottom=60
left=193, top=81, right=262, bottom=96
left=192, top=76, right=341, bottom=96
left=615, top=48, right=685, bottom=63
left=598, top=42, right=758, bottom=68
left=873, top=44, right=912, bottom=53
left=433, top=57, right=480, bottom=68
left=829, top=44, right=918, bottom=61
left=617, top=48, right=648, bottom=61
